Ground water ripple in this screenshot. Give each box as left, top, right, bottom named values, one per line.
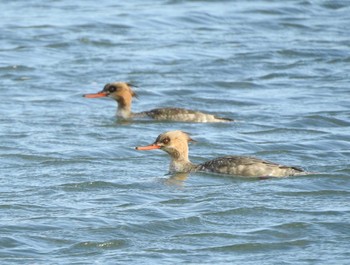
left=1, top=0, right=350, bottom=264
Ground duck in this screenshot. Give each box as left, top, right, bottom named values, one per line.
left=135, top=130, right=309, bottom=178
left=83, top=82, right=232, bottom=122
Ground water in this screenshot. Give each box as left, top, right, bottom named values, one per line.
left=1, top=0, right=350, bottom=264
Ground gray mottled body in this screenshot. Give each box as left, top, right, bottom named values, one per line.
left=135, top=108, right=232, bottom=123
left=196, top=156, right=305, bottom=177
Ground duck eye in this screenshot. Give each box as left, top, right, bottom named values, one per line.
left=162, top=137, right=170, bottom=144
left=108, top=86, right=116, bottom=93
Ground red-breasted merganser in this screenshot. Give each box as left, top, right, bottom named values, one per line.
left=83, top=82, right=232, bottom=122
left=135, top=130, right=308, bottom=178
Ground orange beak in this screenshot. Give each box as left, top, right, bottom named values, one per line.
left=135, top=144, right=161, bottom=151
left=83, top=92, right=108, bottom=98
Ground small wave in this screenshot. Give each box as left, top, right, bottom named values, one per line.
left=72, top=239, right=128, bottom=250
left=58, top=181, right=123, bottom=191
left=199, top=239, right=311, bottom=252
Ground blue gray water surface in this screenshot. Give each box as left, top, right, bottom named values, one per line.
left=1, top=0, right=350, bottom=264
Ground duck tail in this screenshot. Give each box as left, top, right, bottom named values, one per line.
left=215, top=116, right=234, bottom=122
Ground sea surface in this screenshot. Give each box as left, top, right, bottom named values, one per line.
left=1, top=0, right=350, bottom=264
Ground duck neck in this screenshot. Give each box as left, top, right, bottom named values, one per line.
left=116, top=96, right=132, bottom=119
left=168, top=148, right=197, bottom=173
